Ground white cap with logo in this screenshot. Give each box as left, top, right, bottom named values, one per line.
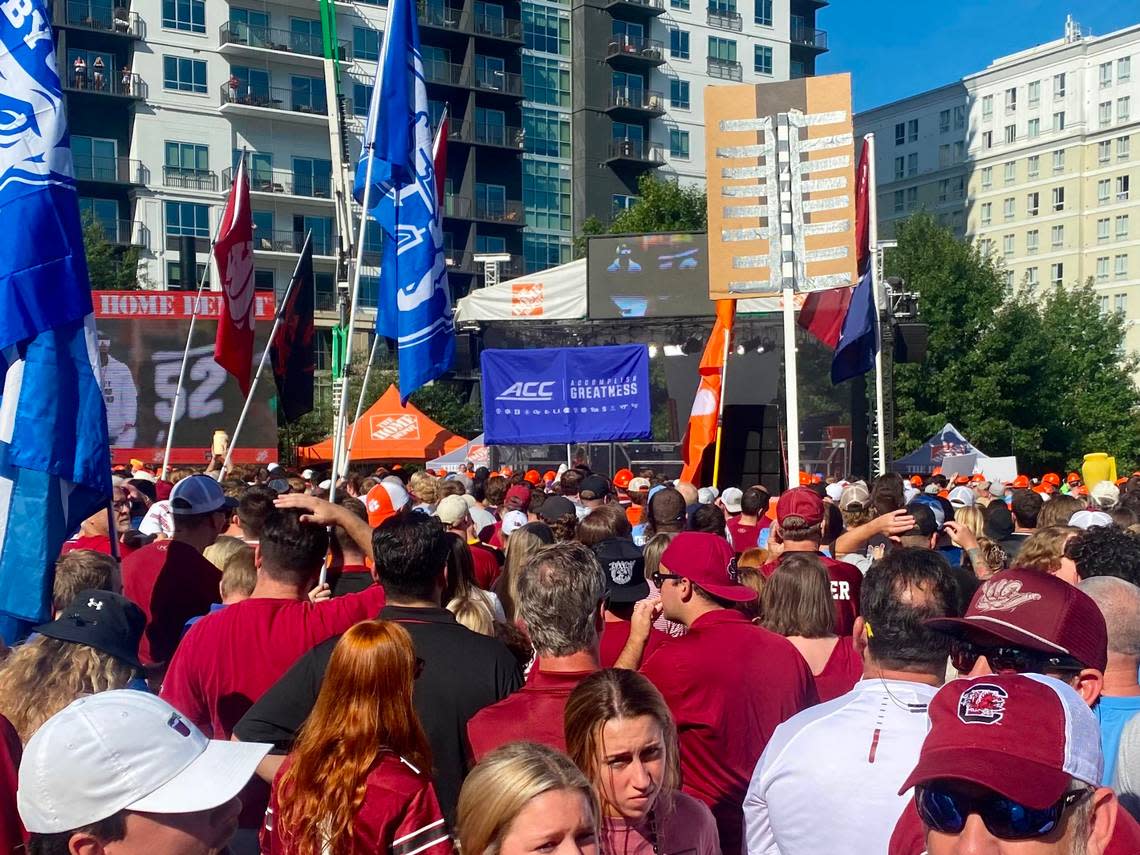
left=18, top=691, right=271, bottom=834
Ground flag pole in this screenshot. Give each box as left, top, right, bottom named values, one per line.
left=216, top=231, right=312, bottom=480
left=866, top=133, right=888, bottom=476
left=783, top=286, right=800, bottom=486
left=159, top=214, right=227, bottom=480
left=344, top=332, right=381, bottom=464
left=710, top=316, right=733, bottom=489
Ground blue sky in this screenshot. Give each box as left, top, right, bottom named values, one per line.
left=820, top=1, right=1138, bottom=112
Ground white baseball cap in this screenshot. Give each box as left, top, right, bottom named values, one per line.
left=1069, top=509, right=1113, bottom=530
left=301, top=469, right=315, bottom=481
left=697, top=487, right=718, bottom=505
left=501, top=509, right=528, bottom=538
left=169, top=474, right=237, bottom=515
left=948, top=486, right=976, bottom=508
left=18, top=691, right=270, bottom=834
left=1090, top=480, right=1120, bottom=510
left=435, top=494, right=470, bottom=526
left=721, top=487, right=744, bottom=514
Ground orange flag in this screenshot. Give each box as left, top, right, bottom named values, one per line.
left=680, top=300, right=735, bottom=484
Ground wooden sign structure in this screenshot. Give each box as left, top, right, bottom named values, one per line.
left=704, top=73, right=859, bottom=479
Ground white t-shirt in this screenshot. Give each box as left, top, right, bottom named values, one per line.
left=138, top=500, right=174, bottom=537
left=743, top=678, right=937, bottom=855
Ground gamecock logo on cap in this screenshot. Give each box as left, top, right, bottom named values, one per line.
left=958, top=684, right=1008, bottom=725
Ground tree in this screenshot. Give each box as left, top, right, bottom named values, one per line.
left=886, top=212, right=1140, bottom=471
left=83, top=215, right=143, bottom=291
left=573, top=174, right=707, bottom=256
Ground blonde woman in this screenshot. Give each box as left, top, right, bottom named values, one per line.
left=409, top=471, right=441, bottom=513
left=457, top=741, right=599, bottom=855
left=493, top=522, right=554, bottom=623
left=952, top=505, right=985, bottom=542
left=643, top=533, right=684, bottom=638
left=203, top=534, right=250, bottom=573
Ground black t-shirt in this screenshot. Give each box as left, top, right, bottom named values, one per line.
left=234, top=604, right=523, bottom=820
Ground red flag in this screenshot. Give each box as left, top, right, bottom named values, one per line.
left=213, top=154, right=255, bottom=394
left=798, top=139, right=871, bottom=348
left=680, top=300, right=735, bottom=485
left=432, top=106, right=447, bottom=213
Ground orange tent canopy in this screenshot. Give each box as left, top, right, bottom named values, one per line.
left=298, top=384, right=468, bottom=463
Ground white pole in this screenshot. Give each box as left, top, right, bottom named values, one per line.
left=782, top=287, right=800, bottom=484
left=344, top=332, right=381, bottom=464
left=866, top=132, right=888, bottom=476
left=159, top=217, right=225, bottom=480
left=566, top=443, right=572, bottom=468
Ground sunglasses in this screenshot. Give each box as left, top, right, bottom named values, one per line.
left=916, top=784, right=1092, bottom=840
left=651, top=572, right=682, bottom=587
left=949, top=640, right=1084, bottom=677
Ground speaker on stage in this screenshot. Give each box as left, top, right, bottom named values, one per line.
left=894, top=323, right=928, bottom=364
left=453, top=331, right=479, bottom=375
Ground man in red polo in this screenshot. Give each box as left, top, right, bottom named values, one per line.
left=761, top=487, right=863, bottom=636
left=466, top=541, right=604, bottom=760
left=619, top=532, right=817, bottom=855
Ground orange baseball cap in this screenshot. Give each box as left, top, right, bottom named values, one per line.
left=543, top=470, right=557, bottom=482
left=613, top=468, right=634, bottom=490
left=524, top=469, right=541, bottom=486
left=910, top=476, right=924, bottom=487
left=798, top=472, right=812, bottom=486
left=364, top=481, right=409, bottom=528
left=1012, top=475, right=1030, bottom=489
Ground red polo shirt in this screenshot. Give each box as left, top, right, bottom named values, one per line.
left=641, top=610, right=817, bottom=855
left=760, top=552, right=863, bottom=636
left=599, top=619, right=667, bottom=669
left=466, top=667, right=595, bottom=762
left=60, top=534, right=134, bottom=559
left=726, top=517, right=770, bottom=554
left=121, top=539, right=221, bottom=668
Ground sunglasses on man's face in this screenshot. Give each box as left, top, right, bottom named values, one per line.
left=949, top=640, right=1084, bottom=678
left=651, top=572, right=682, bottom=587
left=916, top=784, right=1092, bottom=841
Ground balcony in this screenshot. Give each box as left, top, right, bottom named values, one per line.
left=473, top=11, right=523, bottom=42
left=605, top=139, right=665, bottom=167
left=418, top=1, right=466, bottom=33
left=606, top=88, right=666, bottom=121
left=469, top=67, right=523, bottom=98
left=63, top=70, right=146, bottom=99
left=162, top=167, right=219, bottom=192
left=790, top=21, right=828, bottom=50
left=253, top=230, right=337, bottom=257
left=707, top=57, right=742, bottom=81
left=423, top=58, right=466, bottom=87
left=449, top=121, right=526, bottom=150
left=218, top=84, right=332, bottom=126
left=603, top=0, right=665, bottom=19
left=444, top=196, right=525, bottom=225
left=218, top=21, right=350, bottom=64
left=56, top=1, right=141, bottom=38
left=222, top=166, right=334, bottom=202
left=706, top=7, right=743, bottom=30
left=90, top=219, right=149, bottom=248
left=75, top=156, right=146, bottom=185
left=605, top=36, right=665, bottom=70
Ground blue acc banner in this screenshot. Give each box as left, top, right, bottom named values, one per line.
left=481, top=345, right=650, bottom=445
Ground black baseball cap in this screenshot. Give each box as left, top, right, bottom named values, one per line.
left=36, top=590, right=145, bottom=670
left=593, top=538, right=648, bottom=603
left=538, top=495, right=577, bottom=521
left=580, top=475, right=611, bottom=501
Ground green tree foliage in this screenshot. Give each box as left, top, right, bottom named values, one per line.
left=887, top=213, right=1140, bottom=471
left=83, top=215, right=142, bottom=291
left=573, top=175, right=708, bottom=256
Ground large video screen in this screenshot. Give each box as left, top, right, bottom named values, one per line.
left=94, top=292, right=278, bottom=466
left=587, top=233, right=711, bottom=319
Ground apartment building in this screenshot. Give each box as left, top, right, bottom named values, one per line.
left=855, top=18, right=1140, bottom=352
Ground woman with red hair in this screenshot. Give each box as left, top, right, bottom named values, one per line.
left=262, top=620, right=452, bottom=855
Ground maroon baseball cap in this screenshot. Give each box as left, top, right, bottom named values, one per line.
left=504, top=484, right=532, bottom=512
left=925, top=568, right=1107, bottom=672
left=660, top=532, right=755, bottom=603
left=776, top=487, right=824, bottom=528
left=899, top=674, right=1102, bottom=809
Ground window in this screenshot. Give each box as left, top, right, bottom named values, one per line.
left=1053, top=72, right=1065, bottom=98
left=982, top=131, right=992, bottom=149
left=905, top=187, right=917, bottom=210
left=1027, top=118, right=1039, bottom=138
left=893, top=190, right=904, bottom=213
left=290, top=18, right=322, bottom=55
left=1003, top=161, right=1015, bottom=184
left=754, top=0, right=772, bottom=26
left=907, top=118, right=918, bottom=142
left=1002, top=197, right=1014, bottom=221
left=352, top=82, right=373, bottom=116
left=1099, top=141, right=1112, bottom=163
left=982, top=95, right=993, bottom=119
left=979, top=238, right=993, bottom=256
left=668, top=28, right=689, bottom=59
left=1026, top=229, right=1039, bottom=254
left=1026, top=267, right=1039, bottom=289
left=954, top=105, right=966, bottom=129
left=1099, top=179, right=1111, bottom=205
left=1002, top=234, right=1014, bottom=257
left=672, top=0, right=688, bottom=9
left=522, top=159, right=571, bottom=231
left=1004, top=124, right=1016, bottom=144
left=938, top=179, right=950, bottom=203
left=522, top=108, right=569, bottom=158
left=522, top=56, right=570, bottom=106
left=669, top=128, right=690, bottom=158
left=163, top=56, right=206, bottom=93
left=1052, top=186, right=1064, bottom=211
left=939, top=144, right=950, bottom=168
left=1118, top=175, right=1131, bottom=201
left=164, top=141, right=208, bottom=184
left=353, top=27, right=380, bottom=60
left=1100, top=62, right=1113, bottom=88
left=523, top=7, right=569, bottom=55
left=1097, top=257, right=1110, bottom=283
left=1027, top=80, right=1040, bottom=107
left=1118, top=215, right=1130, bottom=240
left=1119, top=136, right=1131, bottom=160
left=980, top=202, right=992, bottom=226
left=1115, top=254, right=1128, bottom=280
left=708, top=36, right=737, bottom=63
left=163, top=0, right=204, bottom=32
left=1026, top=192, right=1039, bottom=216
left=1051, top=225, right=1064, bottom=248
left=292, top=157, right=331, bottom=197
left=291, top=75, right=326, bottom=112
left=524, top=234, right=571, bottom=274
left=1115, top=294, right=1127, bottom=314
left=1052, top=111, right=1065, bottom=131
left=1118, top=97, right=1131, bottom=122
left=1005, top=87, right=1016, bottom=113
left=894, top=122, right=905, bottom=145
left=1004, top=270, right=1015, bottom=291
left=1098, top=295, right=1110, bottom=315
left=165, top=201, right=209, bottom=238
left=1100, top=101, right=1112, bottom=127
left=981, top=166, right=992, bottom=189
left=1051, top=263, right=1063, bottom=286
left=954, top=140, right=965, bottom=162
left=907, top=152, right=918, bottom=176
left=1027, top=155, right=1039, bottom=177
left=1052, top=149, right=1065, bottom=172
left=753, top=45, right=772, bottom=75
left=1120, top=57, right=1132, bottom=83
left=669, top=78, right=690, bottom=109
left=894, top=156, right=904, bottom=180
left=939, top=109, right=950, bottom=133
left=1098, top=218, right=1111, bottom=243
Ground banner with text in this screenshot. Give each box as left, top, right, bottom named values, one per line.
left=481, top=345, right=651, bottom=445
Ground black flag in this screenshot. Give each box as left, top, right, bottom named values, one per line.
left=270, top=232, right=315, bottom=422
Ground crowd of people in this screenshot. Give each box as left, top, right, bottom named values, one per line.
left=3, top=457, right=1140, bottom=854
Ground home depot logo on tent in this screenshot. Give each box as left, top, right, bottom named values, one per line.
left=370, top=414, right=421, bottom=442
left=511, top=282, right=543, bottom=317
left=469, top=444, right=489, bottom=466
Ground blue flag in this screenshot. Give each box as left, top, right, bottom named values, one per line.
left=355, top=0, right=455, bottom=403
left=0, top=2, right=112, bottom=628
left=830, top=269, right=880, bottom=385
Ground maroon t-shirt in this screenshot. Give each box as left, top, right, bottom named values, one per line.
left=761, top=552, right=863, bottom=636
left=641, top=610, right=818, bottom=855
left=466, top=667, right=595, bottom=762
left=726, top=517, right=771, bottom=554
left=600, top=619, right=668, bottom=669
left=0, top=715, right=25, bottom=853
left=121, top=540, right=221, bottom=668
left=469, top=542, right=502, bottom=590
left=812, top=636, right=863, bottom=703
